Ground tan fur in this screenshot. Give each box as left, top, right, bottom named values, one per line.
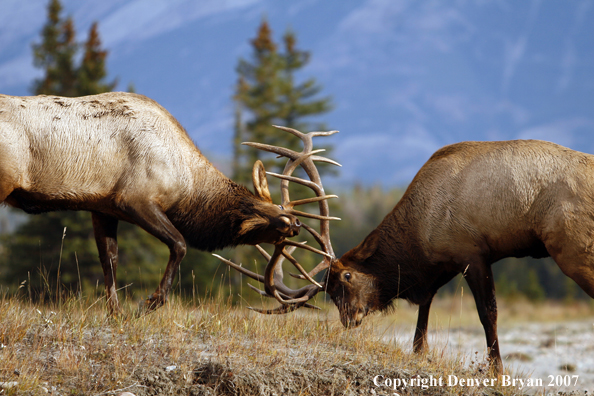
left=326, top=139, right=594, bottom=374
left=0, top=92, right=301, bottom=314
left=0, top=93, right=208, bottom=211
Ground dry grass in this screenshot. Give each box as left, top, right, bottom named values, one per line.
left=0, top=291, right=532, bottom=396
left=343, top=291, right=591, bottom=328
left=375, top=292, right=594, bottom=330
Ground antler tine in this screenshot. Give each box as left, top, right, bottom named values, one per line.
left=266, top=172, right=322, bottom=193
left=311, top=155, right=342, bottom=167
left=281, top=249, right=323, bottom=288
left=282, top=240, right=333, bottom=259
left=289, top=194, right=338, bottom=207
left=310, top=130, right=339, bottom=137
left=288, top=209, right=341, bottom=222
left=213, top=254, right=264, bottom=283
left=248, top=301, right=321, bottom=314
left=242, top=142, right=299, bottom=160
left=291, top=258, right=332, bottom=280
left=271, top=124, right=308, bottom=139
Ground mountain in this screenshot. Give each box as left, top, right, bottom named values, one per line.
left=1, top=0, right=593, bottom=186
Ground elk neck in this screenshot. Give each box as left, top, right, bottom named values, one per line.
left=165, top=165, right=271, bottom=252
left=355, top=200, right=439, bottom=309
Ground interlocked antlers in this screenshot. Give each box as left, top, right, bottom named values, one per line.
left=214, top=125, right=340, bottom=313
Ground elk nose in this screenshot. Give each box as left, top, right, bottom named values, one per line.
left=290, top=217, right=301, bottom=236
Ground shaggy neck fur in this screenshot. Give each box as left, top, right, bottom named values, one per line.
left=167, top=179, right=268, bottom=252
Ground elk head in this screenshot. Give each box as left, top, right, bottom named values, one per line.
left=215, top=125, right=340, bottom=313
left=324, top=230, right=383, bottom=328
left=238, top=159, right=302, bottom=245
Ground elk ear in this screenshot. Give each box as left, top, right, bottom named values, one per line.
left=239, top=216, right=269, bottom=236
left=348, top=229, right=381, bottom=263
left=252, top=160, right=273, bottom=203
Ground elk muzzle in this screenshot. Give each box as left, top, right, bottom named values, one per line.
left=279, top=214, right=301, bottom=238
left=338, top=304, right=368, bottom=329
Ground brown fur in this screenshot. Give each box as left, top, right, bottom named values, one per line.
left=0, top=92, right=301, bottom=314
left=325, top=139, right=594, bottom=373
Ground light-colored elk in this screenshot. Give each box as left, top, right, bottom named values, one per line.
left=0, top=92, right=334, bottom=314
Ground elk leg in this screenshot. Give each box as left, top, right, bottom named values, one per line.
left=413, top=296, right=433, bottom=354
left=464, top=262, right=502, bottom=374
left=92, top=213, right=121, bottom=316
left=125, top=203, right=187, bottom=312
left=413, top=271, right=458, bottom=354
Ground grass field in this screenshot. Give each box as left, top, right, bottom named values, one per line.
left=1, top=290, right=592, bottom=395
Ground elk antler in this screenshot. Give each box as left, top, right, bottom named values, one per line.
left=213, top=125, right=340, bottom=313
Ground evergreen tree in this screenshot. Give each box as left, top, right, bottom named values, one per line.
left=32, top=0, right=77, bottom=96
left=233, top=20, right=333, bottom=184
left=278, top=30, right=332, bottom=132
left=76, top=22, right=117, bottom=95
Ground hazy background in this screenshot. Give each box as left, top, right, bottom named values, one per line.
left=2, top=0, right=593, bottom=187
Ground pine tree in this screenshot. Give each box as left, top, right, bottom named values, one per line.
left=32, top=0, right=77, bottom=96
left=233, top=20, right=333, bottom=183
left=76, top=22, right=117, bottom=95
left=278, top=30, right=332, bottom=132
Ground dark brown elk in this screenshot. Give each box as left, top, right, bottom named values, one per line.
left=0, top=92, right=334, bottom=314
left=223, top=139, right=594, bottom=374
left=325, top=139, right=594, bottom=374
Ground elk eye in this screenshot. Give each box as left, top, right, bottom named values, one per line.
left=344, top=272, right=351, bottom=282
left=278, top=205, right=284, bottom=210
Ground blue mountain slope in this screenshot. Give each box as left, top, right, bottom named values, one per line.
left=1, top=0, right=592, bottom=186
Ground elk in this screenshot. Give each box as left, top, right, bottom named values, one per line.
left=221, top=139, right=594, bottom=374
left=0, top=92, right=335, bottom=314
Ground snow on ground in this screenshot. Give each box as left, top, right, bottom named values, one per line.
left=382, top=320, right=594, bottom=394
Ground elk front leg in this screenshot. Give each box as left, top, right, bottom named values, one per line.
left=464, top=261, right=502, bottom=374
left=126, top=203, right=187, bottom=313
left=413, top=272, right=457, bottom=354
left=92, top=212, right=121, bottom=316
left=413, top=296, right=433, bottom=354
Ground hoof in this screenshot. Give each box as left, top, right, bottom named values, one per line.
left=135, top=296, right=165, bottom=316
